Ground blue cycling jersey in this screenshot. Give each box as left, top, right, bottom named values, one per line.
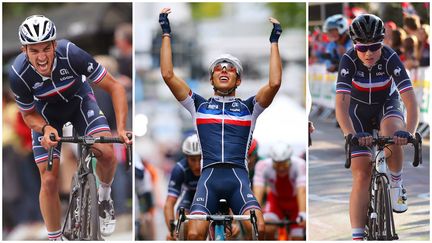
left=325, top=38, right=353, bottom=70
left=9, top=39, right=107, bottom=111
left=336, top=45, right=413, bottom=105
left=180, top=91, right=265, bottom=170
left=167, top=158, right=200, bottom=198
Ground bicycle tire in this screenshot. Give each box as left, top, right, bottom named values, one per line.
left=63, top=173, right=80, bottom=240
left=376, top=175, right=394, bottom=240
left=81, top=173, right=101, bottom=240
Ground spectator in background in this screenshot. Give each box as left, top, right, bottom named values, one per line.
left=114, top=23, right=133, bottom=79
left=417, top=24, right=430, bottom=67
left=402, top=35, right=420, bottom=69
left=391, top=28, right=407, bottom=57
left=322, top=14, right=352, bottom=72
left=384, top=21, right=397, bottom=47
left=403, top=14, right=421, bottom=36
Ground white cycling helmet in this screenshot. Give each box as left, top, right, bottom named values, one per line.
left=19, top=15, right=57, bottom=45
left=182, top=134, right=201, bottom=156
left=269, top=142, right=293, bottom=162
left=209, top=54, right=243, bottom=77
left=323, top=14, right=349, bottom=35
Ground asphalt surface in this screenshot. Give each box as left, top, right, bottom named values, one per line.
left=308, top=118, right=430, bottom=241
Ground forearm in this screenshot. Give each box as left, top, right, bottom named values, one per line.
left=335, top=93, right=355, bottom=136
left=253, top=185, right=265, bottom=206
left=402, top=91, right=419, bottom=134
left=21, top=110, right=48, bottom=133
left=297, top=187, right=306, bottom=213
left=164, top=201, right=176, bottom=229
left=160, top=36, right=174, bottom=81
left=110, top=82, right=129, bottom=132
left=268, top=43, right=282, bottom=89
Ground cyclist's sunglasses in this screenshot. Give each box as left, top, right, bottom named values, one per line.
left=354, top=42, right=383, bottom=53
left=213, top=62, right=237, bottom=73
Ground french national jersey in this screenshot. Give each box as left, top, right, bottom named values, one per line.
left=336, top=45, right=413, bottom=105
left=180, top=91, right=265, bottom=170
left=9, top=39, right=107, bottom=112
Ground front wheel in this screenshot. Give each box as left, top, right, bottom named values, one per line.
left=376, top=175, right=396, bottom=240
left=63, top=173, right=80, bottom=240
left=81, top=173, right=102, bottom=240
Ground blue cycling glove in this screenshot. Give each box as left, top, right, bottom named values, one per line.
left=269, top=23, right=282, bottom=43
left=394, top=130, right=411, bottom=139
left=159, top=13, right=171, bottom=35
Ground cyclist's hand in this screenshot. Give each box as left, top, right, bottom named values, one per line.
left=159, top=8, right=172, bottom=35
left=226, top=223, right=240, bottom=240
left=393, top=130, right=412, bottom=145
left=166, top=233, right=177, bottom=241
left=119, top=130, right=133, bottom=144
left=269, top=17, right=282, bottom=43
left=41, top=125, right=59, bottom=150
left=296, top=212, right=306, bottom=227
left=354, top=132, right=372, bottom=146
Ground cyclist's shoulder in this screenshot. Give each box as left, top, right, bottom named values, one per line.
left=341, top=48, right=357, bottom=61
left=9, top=53, right=29, bottom=76
left=173, top=158, right=188, bottom=172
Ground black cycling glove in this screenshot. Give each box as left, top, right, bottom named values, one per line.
left=269, top=22, right=282, bottom=43
left=159, top=13, right=171, bottom=35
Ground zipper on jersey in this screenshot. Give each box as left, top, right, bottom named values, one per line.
left=50, top=74, right=69, bottom=102
left=221, top=99, right=225, bottom=162
left=368, top=67, right=372, bottom=104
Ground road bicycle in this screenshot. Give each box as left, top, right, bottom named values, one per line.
left=47, top=133, right=132, bottom=240
left=175, top=199, right=259, bottom=240
left=344, top=132, right=422, bottom=240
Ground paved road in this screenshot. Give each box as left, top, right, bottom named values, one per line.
left=308, top=118, right=430, bottom=241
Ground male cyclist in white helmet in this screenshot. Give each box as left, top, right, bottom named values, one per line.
left=164, top=134, right=202, bottom=240
left=253, top=142, right=306, bottom=240
left=159, top=7, right=283, bottom=240
left=9, top=15, right=132, bottom=240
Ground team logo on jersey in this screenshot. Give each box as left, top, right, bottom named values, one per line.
left=340, top=68, right=349, bottom=77
left=394, top=67, right=401, bottom=76
left=378, top=64, right=383, bottom=70
left=87, top=62, right=94, bottom=73
left=169, top=180, right=176, bottom=186
left=356, top=71, right=364, bottom=77
left=59, top=69, right=69, bottom=75
left=232, top=102, right=239, bottom=108
left=87, top=110, right=94, bottom=118
left=32, top=82, right=44, bottom=89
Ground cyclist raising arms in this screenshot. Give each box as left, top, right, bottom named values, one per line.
left=253, top=143, right=306, bottom=240
left=9, top=15, right=132, bottom=240
left=159, top=7, right=283, bottom=240
left=164, top=134, right=201, bottom=240
left=334, top=14, right=419, bottom=240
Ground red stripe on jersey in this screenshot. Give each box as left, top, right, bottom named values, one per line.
left=352, top=80, right=392, bottom=92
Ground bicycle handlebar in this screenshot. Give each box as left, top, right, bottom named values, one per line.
left=344, top=132, right=422, bottom=169
left=175, top=207, right=259, bottom=239
left=47, top=133, right=133, bottom=171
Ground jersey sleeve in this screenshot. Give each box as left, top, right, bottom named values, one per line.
left=9, top=65, right=35, bottom=112
left=180, top=90, right=206, bottom=116
left=245, top=96, right=265, bottom=117
left=335, top=53, right=356, bottom=94
left=386, top=52, right=413, bottom=94
left=253, top=159, right=268, bottom=187
left=67, top=42, right=107, bottom=84
left=167, top=163, right=185, bottom=198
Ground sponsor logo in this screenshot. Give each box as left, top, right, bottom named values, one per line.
left=87, top=62, right=94, bottom=73
left=32, top=82, right=44, bottom=89
left=247, top=194, right=254, bottom=198
left=208, top=104, right=219, bottom=109
left=232, top=102, right=239, bottom=107
left=341, top=68, right=349, bottom=77
left=378, top=64, right=382, bottom=70
left=230, top=108, right=240, bottom=112
left=376, top=72, right=385, bottom=76
left=169, top=181, right=176, bottom=186
left=357, top=71, right=364, bottom=77
left=386, top=106, right=393, bottom=110
left=196, top=197, right=205, bottom=202
left=59, top=69, right=69, bottom=75
left=59, top=76, right=74, bottom=82
left=394, top=67, right=401, bottom=76
left=87, top=110, right=94, bottom=118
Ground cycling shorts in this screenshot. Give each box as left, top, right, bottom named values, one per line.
left=349, top=98, right=404, bottom=157
left=263, top=191, right=303, bottom=234
left=32, top=85, right=110, bottom=164
left=190, top=164, right=261, bottom=215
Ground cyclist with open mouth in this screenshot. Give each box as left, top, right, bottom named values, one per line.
left=334, top=14, right=419, bottom=240
left=9, top=15, right=132, bottom=240
left=159, top=7, right=283, bottom=240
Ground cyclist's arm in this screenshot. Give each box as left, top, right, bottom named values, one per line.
left=253, top=184, right=266, bottom=206
left=20, top=110, right=59, bottom=149
left=256, top=42, right=282, bottom=108
left=400, top=90, right=419, bottom=134
left=296, top=186, right=306, bottom=214
left=96, top=72, right=130, bottom=141
left=163, top=195, right=177, bottom=230
left=160, top=35, right=190, bottom=101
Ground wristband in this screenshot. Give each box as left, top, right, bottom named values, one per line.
left=42, top=124, right=51, bottom=135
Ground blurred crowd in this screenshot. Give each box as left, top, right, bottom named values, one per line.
left=2, top=16, right=133, bottom=239
left=309, top=5, right=430, bottom=71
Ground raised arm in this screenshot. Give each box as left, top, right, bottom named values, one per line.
left=256, top=17, right=282, bottom=108
left=159, top=8, right=190, bottom=101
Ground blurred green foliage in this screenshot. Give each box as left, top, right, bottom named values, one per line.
left=3, top=3, right=66, bottom=18
left=267, top=3, right=306, bottom=29
left=190, top=3, right=223, bottom=20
